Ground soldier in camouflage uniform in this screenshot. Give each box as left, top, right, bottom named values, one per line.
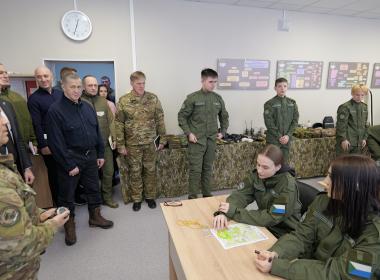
left=264, top=77, right=299, bottom=162
left=0, top=111, right=69, bottom=279
left=336, top=84, right=369, bottom=156
left=115, top=71, right=166, bottom=211
left=178, top=68, right=229, bottom=199
left=254, top=154, right=380, bottom=280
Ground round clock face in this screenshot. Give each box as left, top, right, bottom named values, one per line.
left=61, top=10, right=92, bottom=41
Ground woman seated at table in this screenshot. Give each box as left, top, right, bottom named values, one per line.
left=213, top=144, right=301, bottom=238
left=254, top=154, right=380, bottom=280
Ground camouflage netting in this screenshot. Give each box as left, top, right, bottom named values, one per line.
left=118, top=137, right=338, bottom=200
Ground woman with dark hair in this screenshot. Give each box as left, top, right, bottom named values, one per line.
left=213, top=144, right=301, bottom=238
left=255, top=154, right=380, bottom=279
left=98, top=84, right=116, bottom=115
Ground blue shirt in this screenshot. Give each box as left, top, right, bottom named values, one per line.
left=27, top=87, right=63, bottom=148
left=46, top=95, right=104, bottom=172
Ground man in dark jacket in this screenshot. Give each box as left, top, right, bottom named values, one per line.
left=47, top=73, right=113, bottom=246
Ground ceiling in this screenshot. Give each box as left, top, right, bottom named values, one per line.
left=182, top=0, right=380, bottom=20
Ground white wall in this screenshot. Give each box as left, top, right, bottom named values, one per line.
left=1, top=0, right=380, bottom=134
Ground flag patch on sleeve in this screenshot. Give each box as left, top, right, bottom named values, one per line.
left=271, top=204, right=286, bottom=215
left=348, top=261, right=372, bottom=279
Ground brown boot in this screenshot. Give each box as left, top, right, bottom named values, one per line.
left=64, top=216, right=77, bottom=246
left=89, top=207, right=114, bottom=229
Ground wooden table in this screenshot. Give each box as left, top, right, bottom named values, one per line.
left=160, top=196, right=281, bottom=280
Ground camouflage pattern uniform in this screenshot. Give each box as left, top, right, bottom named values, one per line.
left=115, top=91, right=166, bottom=203
left=0, top=154, right=57, bottom=279
left=270, top=193, right=380, bottom=279
left=178, top=89, right=229, bottom=198
left=336, top=99, right=368, bottom=155
left=264, top=95, right=299, bottom=161
left=82, top=93, right=116, bottom=204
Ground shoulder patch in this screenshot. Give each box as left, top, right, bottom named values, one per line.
left=264, top=109, right=270, bottom=115
left=340, top=114, right=346, bottom=119
left=270, top=196, right=288, bottom=215
left=347, top=250, right=373, bottom=279
left=0, top=206, right=21, bottom=227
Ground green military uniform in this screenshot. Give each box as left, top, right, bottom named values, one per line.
left=115, top=90, right=166, bottom=203
left=367, top=125, right=380, bottom=161
left=336, top=99, right=368, bottom=155
left=225, top=168, right=301, bottom=238
left=0, top=154, right=57, bottom=279
left=270, top=193, right=380, bottom=280
left=264, top=95, right=299, bottom=161
left=82, top=93, right=116, bottom=206
left=178, top=89, right=229, bottom=198
left=0, top=88, right=37, bottom=146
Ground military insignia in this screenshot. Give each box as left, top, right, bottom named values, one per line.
left=181, top=103, right=186, bottom=109
left=0, top=206, right=21, bottom=227
left=264, top=110, right=269, bottom=115
left=347, top=250, right=373, bottom=279
left=237, top=182, right=245, bottom=190
left=97, top=111, right=105, bottom=117
left=340, top=114, right=345, bottom=119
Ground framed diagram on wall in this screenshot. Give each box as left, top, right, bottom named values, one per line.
left=371, top=63, right=380, bottom=88
left=327, top=62, right=369, bottom=89
left=276, top=60, right=323, bottom=89
left=217, top=58, right=270, bottom=90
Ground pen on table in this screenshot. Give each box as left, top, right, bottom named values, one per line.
left=254, top=250, right=272, bottom=262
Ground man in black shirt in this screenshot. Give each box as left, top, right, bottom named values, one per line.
left=28, top=66, right=63, bottom=204
left=47, top=73, right=113, bottom=246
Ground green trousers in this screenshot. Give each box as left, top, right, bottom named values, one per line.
left=188, top=138, right=216, bottom=198
left=101, top=145, right=114, bottom=201
left=126, top=143, right=157, bottom=202
left=117, top=155, right=131, bottom=204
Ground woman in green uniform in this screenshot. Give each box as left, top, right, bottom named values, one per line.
left=254, top=154, right=380, bottom=280
left=0, top=111, right=69, bottom=279
left=213, top=144, right=301, bottom=238
left=336, top=84, right=369, bottom=155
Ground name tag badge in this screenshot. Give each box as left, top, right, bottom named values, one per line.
left=44, top=134, right=48, bottom=140
left=97, top=111, right=105, bottom=117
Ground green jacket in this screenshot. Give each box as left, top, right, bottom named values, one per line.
left=225, top=168, right=301, bottom=238
left=0, top=88, right=37, bottom=146
left=81, top=93, right=115, bottom=146
left=264, top=95, right=299, bottom=145
left=0, top=154, right=57, bottom=279
left=336, top=99, right=369, bottom=147
left=367, top=125, right=380, bottom=161
left=115, top=91, right=166, bottom=147
left=178, top=89, right=229, bottom=145
left=270, top=194, right=380, bottom=280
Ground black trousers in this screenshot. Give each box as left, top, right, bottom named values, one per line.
left=42, top=154, right=59, bottom=206
left=56, top=149, right=101, bottom=215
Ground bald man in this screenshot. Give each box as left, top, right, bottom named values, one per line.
left=28, top=65, right=63, bottom=205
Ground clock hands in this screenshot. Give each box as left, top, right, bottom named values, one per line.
left=74, top=19, right=79, bottom=35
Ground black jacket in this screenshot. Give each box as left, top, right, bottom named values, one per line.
left=0, top=100, right=32, bottom=173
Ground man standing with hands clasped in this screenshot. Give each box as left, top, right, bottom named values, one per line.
left=264, top=77, right=299, bottom=162
left=47, top=73, right=113, bottom=246
left=178, top=68, right=229, bottom=199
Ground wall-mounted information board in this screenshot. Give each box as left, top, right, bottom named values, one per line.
left=371, top=63, right=380, bottom=88
left=276, top=60, right=323, bottom=89
left=327, top=62, right=369, bottom=89
left=217, top=58, right=270, bottom=90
